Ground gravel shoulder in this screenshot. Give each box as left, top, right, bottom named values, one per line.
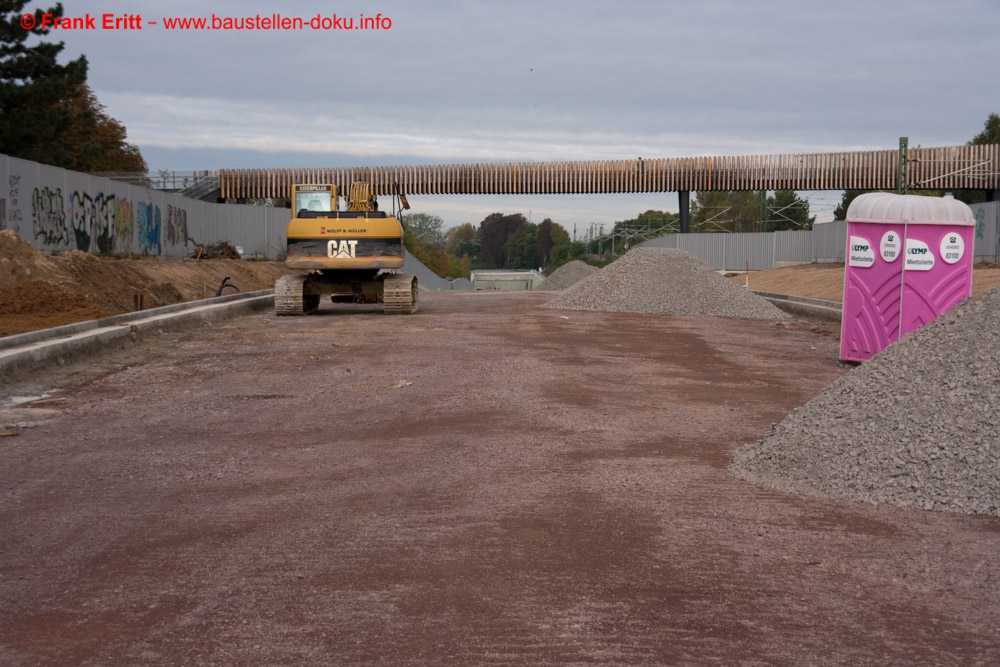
left=2, top=292, right=998, bottom=664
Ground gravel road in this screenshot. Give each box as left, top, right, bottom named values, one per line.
left=2, top=292, right=998, bottom=665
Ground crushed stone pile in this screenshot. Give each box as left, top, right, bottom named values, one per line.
left=731, top=286, right=1000, bottom=516
left=542, top=247, right=784, bottom=319
left=537, top=260, right=598, bottom=291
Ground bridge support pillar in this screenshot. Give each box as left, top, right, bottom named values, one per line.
left=679, top=191, right=690, bottom=234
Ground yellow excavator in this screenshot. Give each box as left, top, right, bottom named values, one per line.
left=274, top=182, right=418, bottom=315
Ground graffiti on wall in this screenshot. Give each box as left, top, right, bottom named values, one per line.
left=8, top=175, right=24, bottom=234
left=32, top=186, right=69, bottom=246
left=166, top=205, right=189, bottom=247
left=136, top=201, right=162, bottom=254
left=24, top=185, right=189, bottom=255
left=115, top=198, right=135, bottom=246
left=975, top=207, right=986, bottom=240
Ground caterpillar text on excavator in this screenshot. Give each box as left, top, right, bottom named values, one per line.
left=274, top=182, right=418, bottom=315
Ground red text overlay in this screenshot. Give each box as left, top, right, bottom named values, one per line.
left=20, top=13, right=393, bottom=31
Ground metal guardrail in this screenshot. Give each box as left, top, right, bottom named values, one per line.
left=92, top=170, right=216, bottom=191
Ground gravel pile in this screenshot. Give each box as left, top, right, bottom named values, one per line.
left=537, top=260, right=598, bottom=291
left=731, top=286, right=1000, bottom=516
left=542, top=247, right=784, bottom=319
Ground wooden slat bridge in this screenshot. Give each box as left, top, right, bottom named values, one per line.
left=219, top=144, right=1000, bottom=200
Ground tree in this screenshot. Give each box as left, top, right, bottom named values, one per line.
left=503, top=222, right=538, bottom=269
left=833, top=189, right=869, bottom=220
left=612, top=209, right=679, bottom=247
left=478, top=213, right=527, bottom=268
left=969, top=113, right=1000, bottom=146
left=60, top=83, right=147, bottom=172
left=445, top=222, right=478, bottom=258
left=551, top=240, right=586, bottom=265
left=536, top=218, right=568, bottom=266
left=765, top=190, right=815, bottom=230
left=1, top=2, right=88, bottom=166
left=691, top=190, right=767, bottom=233
left=402, top=212, right=445, bottom=249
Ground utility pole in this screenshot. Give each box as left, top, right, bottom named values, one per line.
left=898, top=136, right=909, bottom=195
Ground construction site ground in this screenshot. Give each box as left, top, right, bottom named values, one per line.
left=2, top=288, right=999, bottom=664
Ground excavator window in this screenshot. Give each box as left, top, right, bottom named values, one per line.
left=295, top=191, right=333, bottom=214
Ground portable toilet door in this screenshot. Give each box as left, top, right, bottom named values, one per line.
left=840, top=193, right=975, bottom=363
left=898, top=197, right=976, bottom=336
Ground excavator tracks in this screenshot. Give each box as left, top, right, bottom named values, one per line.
left=274, top=275, right=319, bottom=316
left=383, top=274, right=418, bottom=315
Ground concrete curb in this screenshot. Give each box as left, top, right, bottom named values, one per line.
left=753, top=291, right=842, bottom=322
left=1, top=292, right=274, bottom=383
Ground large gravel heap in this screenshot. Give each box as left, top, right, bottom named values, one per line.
left=542, top=247, right=784, bottom=319
left=537, top=260, right=598, bottom=291
left=731, top=286, right=1000, bottom=516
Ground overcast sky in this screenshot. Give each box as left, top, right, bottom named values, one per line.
left=43, top=0, right=1000, bottom=230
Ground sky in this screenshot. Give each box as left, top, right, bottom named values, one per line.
left=36, top=0, right=1000, bottom=230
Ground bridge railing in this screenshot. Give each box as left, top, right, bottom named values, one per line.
left=218, top=145, right=1000, bottom=199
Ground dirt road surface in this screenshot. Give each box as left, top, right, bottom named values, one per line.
left=2, top=292, right=999, bottom=665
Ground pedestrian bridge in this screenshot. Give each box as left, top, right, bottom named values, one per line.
left=218, top=144, right=999, bottom=199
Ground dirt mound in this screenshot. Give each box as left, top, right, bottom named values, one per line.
left=537, top=260, right=598, bottom=291
left=0, top=230, right=63, bottom=287
left=543, top=247, right=784, bottom=319
left=731, top=285, right=1000, bottom=516
left=0, top=232, right=289, bottom=336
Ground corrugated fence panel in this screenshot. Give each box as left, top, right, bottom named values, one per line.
left=676, top=233, right=727, bottom=269
left=2, top=153, right=292, bottom=260
left=774, top=230, right=814, bottom=264
left=201, top=199, right=289, bottom=259
left=638, top=234, right=678, bottom=249
left=813, top=220, right=847, bottom=262
left=724, top=232, right=773, bottom=271
left=971, top=201, right=1000, bottom=263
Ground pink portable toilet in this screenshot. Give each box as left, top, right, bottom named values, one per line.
left=840, top=193, right=974, bottom=363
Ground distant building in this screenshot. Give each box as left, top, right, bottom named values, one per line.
left=470, top=270, right=545, bottom=291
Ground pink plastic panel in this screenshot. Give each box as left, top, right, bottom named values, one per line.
left=900, top=225, right=974, bottom=336
left=840, top=223, right=905, bottom=362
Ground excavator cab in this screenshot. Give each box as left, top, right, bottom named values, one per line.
left=295, top=185, right=335, bottom=216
